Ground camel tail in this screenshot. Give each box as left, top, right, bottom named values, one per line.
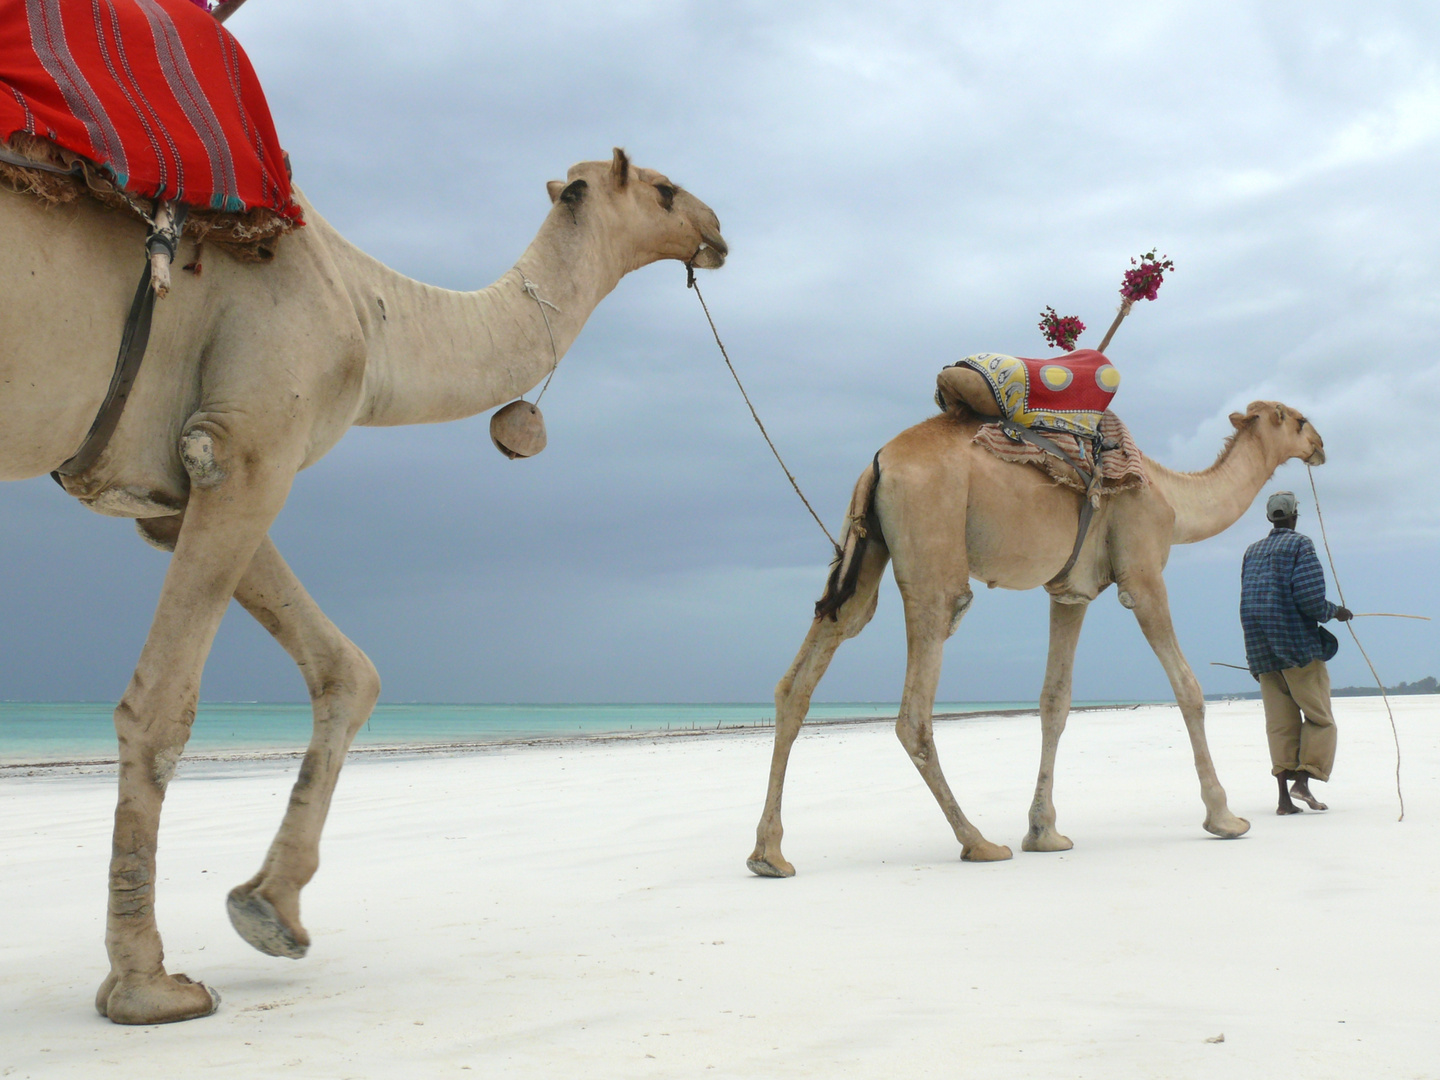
left=815, top=451, right=883, bottom=622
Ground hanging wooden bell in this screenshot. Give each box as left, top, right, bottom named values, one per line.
left=490, top=399, right=547, bottom=459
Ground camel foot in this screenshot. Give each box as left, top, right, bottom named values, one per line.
left=227, top=884, right=309, bottom=959
left=960, top=839, right=1013, bottom=862
left=1203, top=812, right=1251, bottom=838
left=746, top=851, right=796, bottom=878
left=1021, top=828, right=1073, bottom=853
left=96, top=970, right=220, bottom=1025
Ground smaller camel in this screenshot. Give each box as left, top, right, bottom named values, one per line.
left=748, top=400, right=1326, bottom=876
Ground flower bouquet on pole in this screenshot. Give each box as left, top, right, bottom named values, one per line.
left=936, top=250, right=1174, bottom=430
left=1040, top=249, right=1175, bottom=355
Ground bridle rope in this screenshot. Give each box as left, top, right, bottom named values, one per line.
left=1307, top=464, right=1404, bottom=821
left=516, top=268, right=562, bottom=405
left=688, top=264, right=840, bottom=555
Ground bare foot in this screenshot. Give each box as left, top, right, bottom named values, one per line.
left=1276, top=802, right=1303, bottom=815
left=97, top=970, right=220, bottom=1024
left=961, top=839, right=1013, bottom=862
left=746, top=847, right=795, bottom=878
left=227, top=883, right=310, bottom=959
left=1203, top=811, right=1251, bottom=838
left=1290, top=784, right=1328, bottom=811
left=1021, top=826, right=1074, bottom=852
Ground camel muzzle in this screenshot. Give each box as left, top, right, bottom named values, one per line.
left=1306, top=448, right=1326, bottom=466
left=691, top=232, right=727, bottom=269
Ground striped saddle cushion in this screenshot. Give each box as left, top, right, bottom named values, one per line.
left=0, top=0, right=299, bottom=223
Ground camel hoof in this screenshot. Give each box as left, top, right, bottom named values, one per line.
left=961, top=840, right=1013, bottom=862
left=227, top=885, right=309, bottom=958
left=746, top=854, right=795, bottom=878
left=97, top=971, right=220, bottom=1025
left=1021, top=830, right=1073, bottom=853
left=1203, top=814, right=1251, bottom=839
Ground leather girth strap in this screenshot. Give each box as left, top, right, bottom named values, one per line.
left=998, top=419, right=1103, bottom=587
left=51, top=205, right=187, bottom=484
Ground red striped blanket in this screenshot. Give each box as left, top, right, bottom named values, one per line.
left=0, top=0, right=299, bottom=225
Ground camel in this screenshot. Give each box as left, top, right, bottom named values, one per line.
left=747, top=399, right=1326, bottom=877
left=0, top=148, right=726, bottom=1024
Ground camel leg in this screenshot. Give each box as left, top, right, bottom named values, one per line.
left=1124, top=573, right=1250, bottom=839
left=222, top=536, right=381, bottom=958
left=747, top=540, right=887, bottom=878
left=97, top=433, right=294, bottom=1024
left=1023, top=598, right=1088, bottom=852
left=893, top=585, right=1012, bottom=863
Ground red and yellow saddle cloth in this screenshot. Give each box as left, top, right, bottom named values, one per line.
left=948, top=349, right=1121, bottom=439
left=0, top=0, right=299, bottom=222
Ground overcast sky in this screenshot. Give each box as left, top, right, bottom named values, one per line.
left=2, top=1, right=1437, bottom=705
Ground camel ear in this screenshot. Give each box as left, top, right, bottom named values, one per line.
left=1272, top=403, right=1287, bottom=425
left=555, top=179, right=587, bottom=206
left=611, top=147, right=630, bottom=188
left=1228, top=411, right=1247, bottom=430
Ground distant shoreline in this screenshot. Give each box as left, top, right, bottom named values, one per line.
left=1207, top=675, right=1438, bottom=701
left=0, top=702, right=1158, bottom=778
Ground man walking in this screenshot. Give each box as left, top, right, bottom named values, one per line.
left=1240, top=491, right=1352, bottom=815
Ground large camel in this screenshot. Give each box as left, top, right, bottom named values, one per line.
left=747, top=399, right=1326, bottom=877
left=0, top=148, right=726, bottom=1024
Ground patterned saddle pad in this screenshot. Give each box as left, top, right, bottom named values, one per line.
left=949, top=349, right=1121, bottom=439
left=973, top=410, right=1148, bottom=495
left=0, top=0, right=299, bottom=224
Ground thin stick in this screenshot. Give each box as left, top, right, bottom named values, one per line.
left=212, top=0, right=249, bottom=23
left=1210, top=662, right=1249, bottom=671
left=1095, top=299, right=1132, bottom=353
left=1352, top=612, right=1431, bottom=621
left=1307, top=466, right=1404, bottom=821
left=689, top=275, right=840, bottom=554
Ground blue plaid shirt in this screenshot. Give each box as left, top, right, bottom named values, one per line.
left=1240, top=527, right=1340, bottom=676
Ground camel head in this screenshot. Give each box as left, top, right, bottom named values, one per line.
left=1229, top=400, right=1326, bottom=467
left=545, top=148, right=727, bottom=272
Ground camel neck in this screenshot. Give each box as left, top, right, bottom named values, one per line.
left=1145, top=425, right=1284, bottom=544
left=331, top=209, right=623, bottom=428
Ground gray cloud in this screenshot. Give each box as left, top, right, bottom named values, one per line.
left=2, top=1, right=1435, bottom=706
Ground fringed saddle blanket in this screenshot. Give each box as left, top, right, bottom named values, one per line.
left=947, top=349, right=1121, bottom=439
left=0, top=0, right=301, bottom=258
left=974, top=410, right=1148, bottom=495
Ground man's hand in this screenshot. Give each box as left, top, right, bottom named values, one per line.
left=1335, top=606, right=1353, bottom=622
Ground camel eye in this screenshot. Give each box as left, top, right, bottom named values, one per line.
left=655, top=184, right=675, bottom=210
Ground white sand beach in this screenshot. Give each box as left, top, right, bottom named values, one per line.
left=1, top=697, right=1436, bottom=1078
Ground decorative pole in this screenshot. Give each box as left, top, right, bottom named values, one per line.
left=211, top=0, right=249, bottom=23
left=1039, top=250, right=1175, bottom=355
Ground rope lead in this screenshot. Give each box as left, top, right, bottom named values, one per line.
left=1307, top=465, right=1404, bottom=821
left=689, top=271, right=840, bottom=555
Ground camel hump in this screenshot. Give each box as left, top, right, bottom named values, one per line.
left=936, top=351, right=1120, bottom=440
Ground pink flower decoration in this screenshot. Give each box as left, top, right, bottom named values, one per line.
left=1038, top=305, right=1085, bottom=352
left=1120, top=249, right=1175, bottom=303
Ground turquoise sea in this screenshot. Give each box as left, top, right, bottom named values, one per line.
left=0, top=700, right=1154, bottom=766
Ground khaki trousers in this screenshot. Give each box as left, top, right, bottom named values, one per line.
left=1258, top=658, right=1336, bottom=782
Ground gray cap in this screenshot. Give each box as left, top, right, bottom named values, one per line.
left=1266, top=491, right=1298, bottom=522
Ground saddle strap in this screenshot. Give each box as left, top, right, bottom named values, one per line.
left=998, top=420, right=1101, bottom=586
left=0, top=145, right=84, bottom=177
left=52, top=205, right=188, bottom=483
